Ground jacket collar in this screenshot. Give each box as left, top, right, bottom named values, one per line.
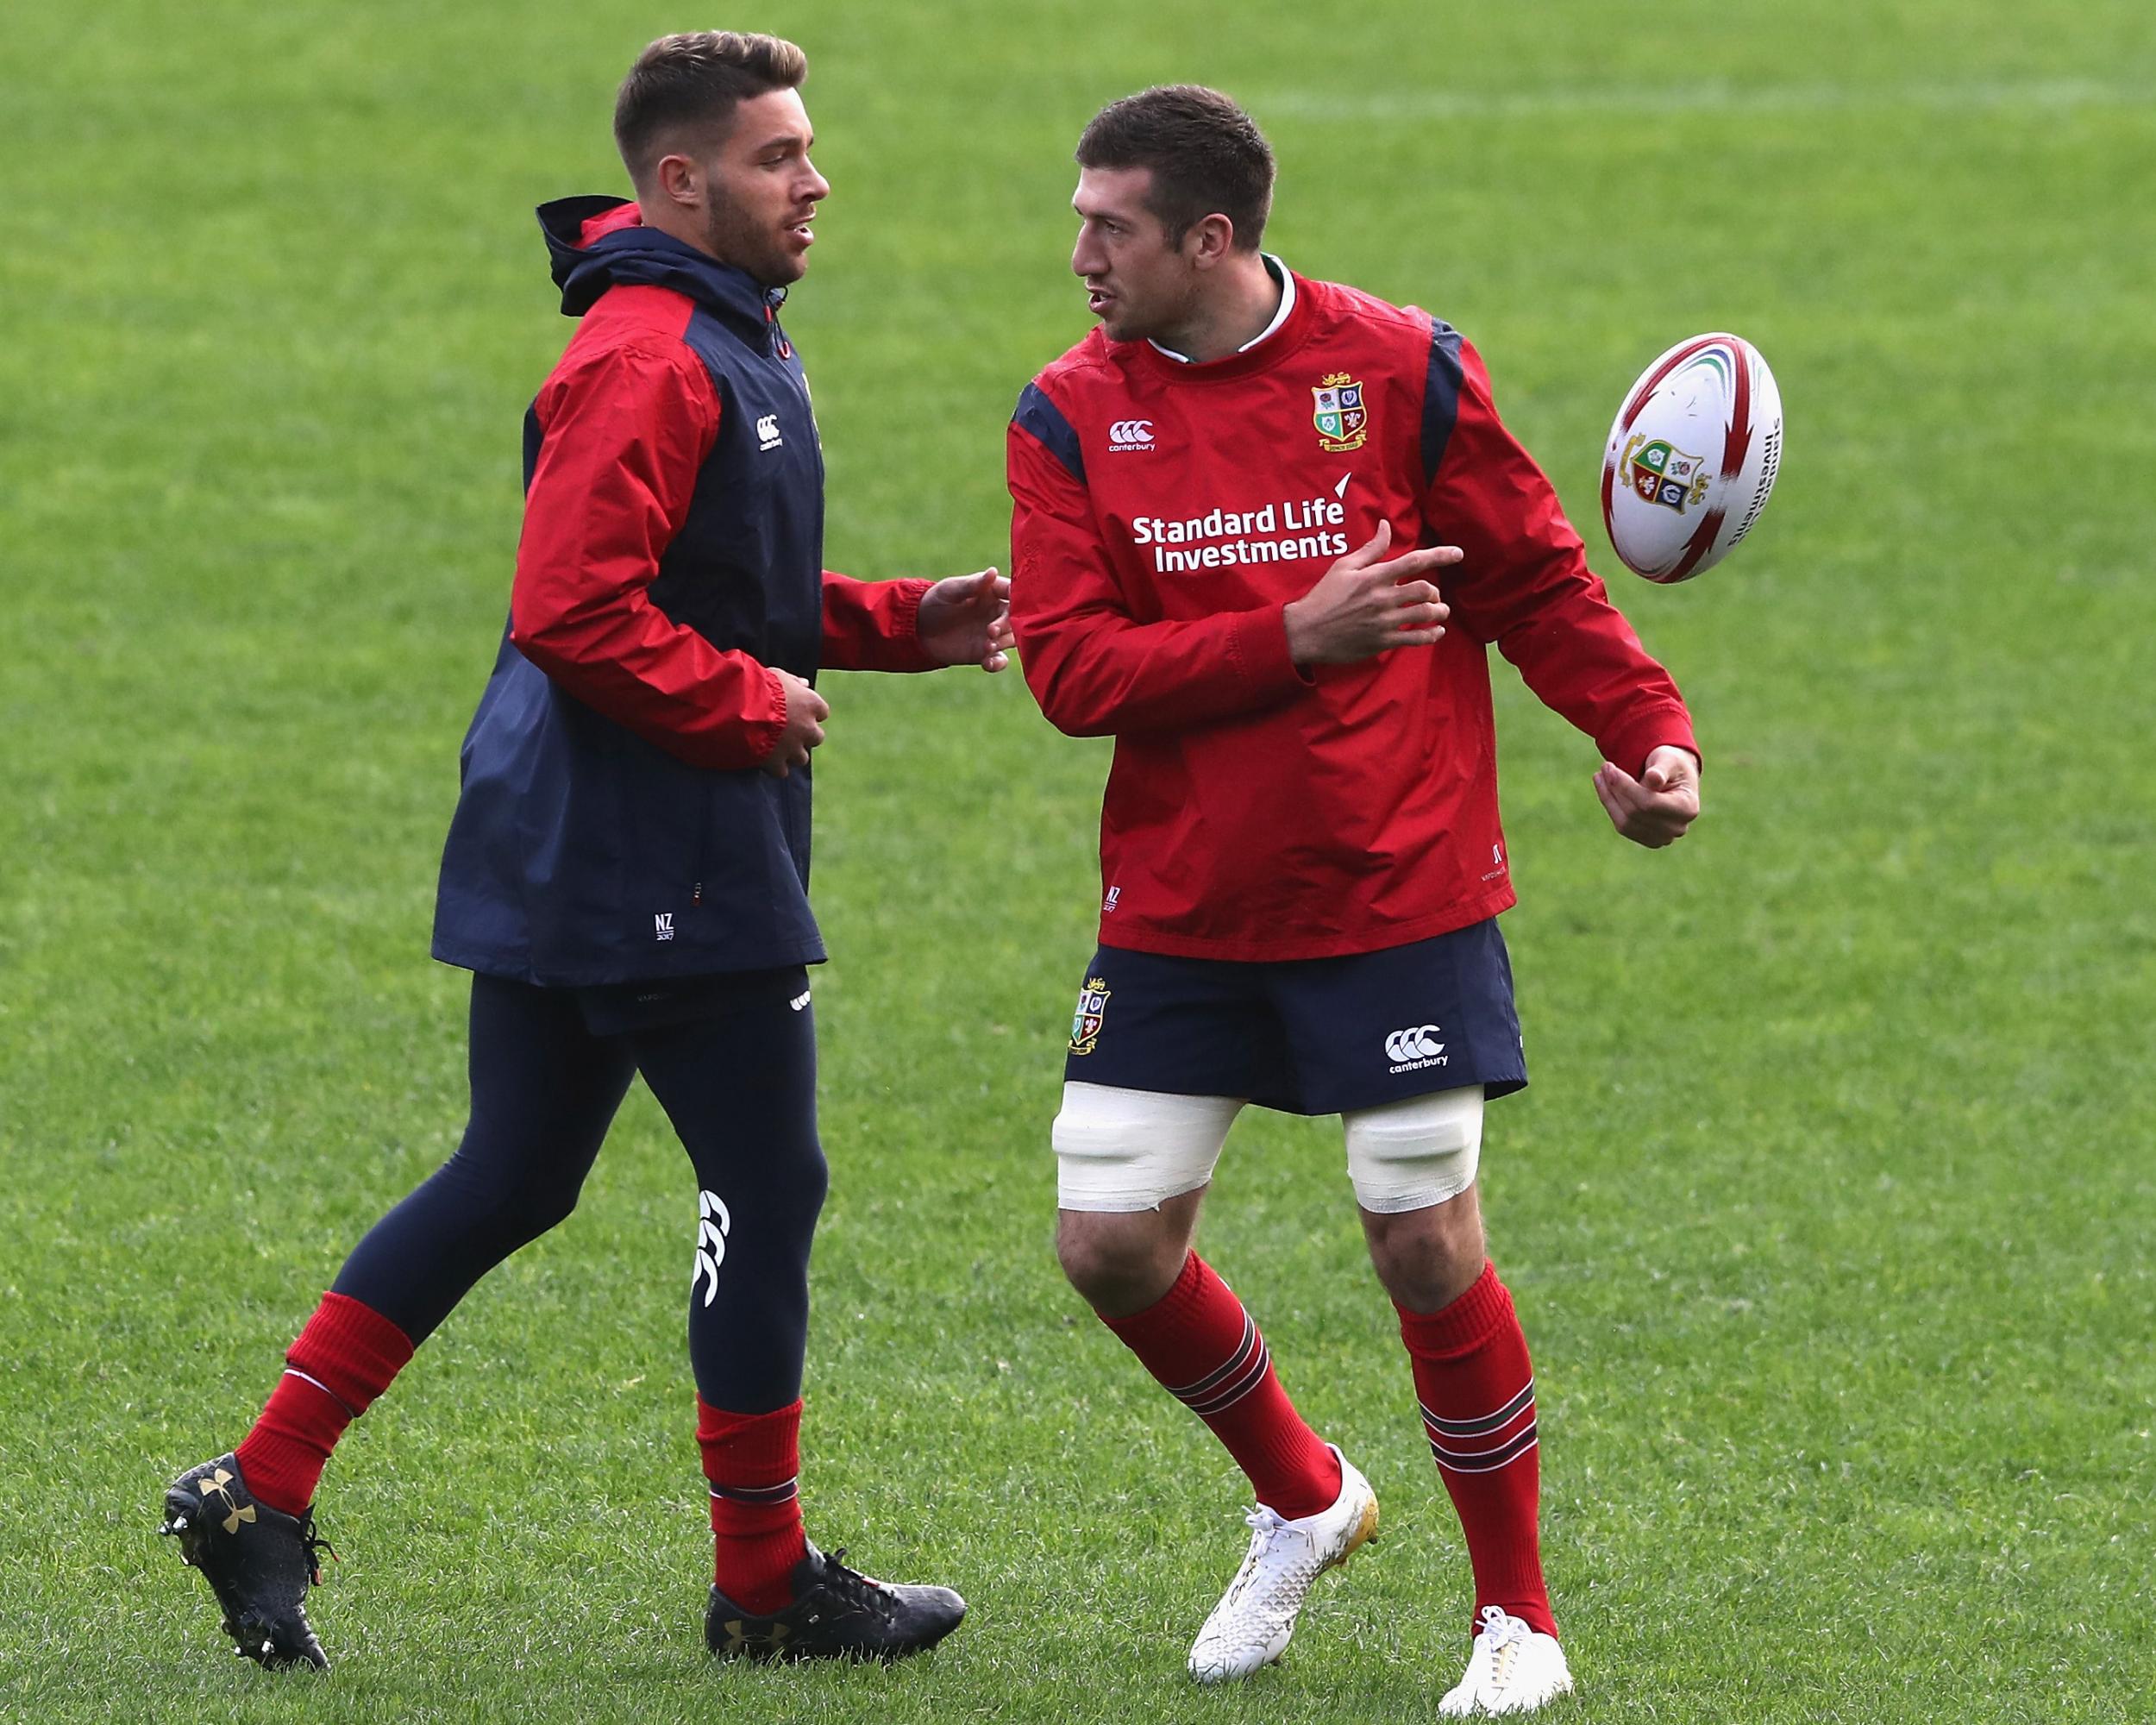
left=1148, top=254, right=1296, bottom=363
left=537, top=196, right=787, bottom=336
left=1123, top=263, right=1317, bottom=385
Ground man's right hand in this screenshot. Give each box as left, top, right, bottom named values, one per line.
left=1282, top=520, right=1459, bottom=667
left=761, top=668, right=830, bottom=777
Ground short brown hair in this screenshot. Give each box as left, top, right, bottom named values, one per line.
left=1076, top=85, right=1275, bottom=251
left=614, top=32, right=808, bottom=187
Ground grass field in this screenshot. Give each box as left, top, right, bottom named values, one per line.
left=3, top=1, right=2152, bottom=1720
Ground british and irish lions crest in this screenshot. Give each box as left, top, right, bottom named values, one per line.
left=1312, top=373, right=1368, bottom=453
left=1069, top=976, right=1111, bottom=1056
left=1621, top=434, right=1710, bottom=514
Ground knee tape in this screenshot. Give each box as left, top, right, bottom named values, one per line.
left=1342, top=1084, right=1485, bottom=1214
left=1051, top=1082, right=1242, bottom=1213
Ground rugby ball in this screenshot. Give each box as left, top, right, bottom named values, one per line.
left=1601, top=333, right=1782, bottom=582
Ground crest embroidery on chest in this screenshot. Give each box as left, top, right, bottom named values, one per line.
left=1312, top=373, right=1369, bottom=453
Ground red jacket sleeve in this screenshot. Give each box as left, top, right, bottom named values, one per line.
left=509, top=340, right=789, bottom=771
left=820, top=572, right=937, bottom=671
left=1427, top=340, right=1699, bottom=773
left=1007, top=411, right=1308, bottom=737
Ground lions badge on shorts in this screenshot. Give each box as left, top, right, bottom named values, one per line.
left=1069, top=976, right=1112, bottom=1056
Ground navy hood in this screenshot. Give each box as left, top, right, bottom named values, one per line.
left=537, top=195, right=785, bottom=330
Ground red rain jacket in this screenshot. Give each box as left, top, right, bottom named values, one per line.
left=1009, top=270, right=1696, bottom=963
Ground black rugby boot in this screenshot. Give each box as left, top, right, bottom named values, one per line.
left=160, top=1452, right=332, bottom=1670
left=704, top=1539, right=967, bottom=1662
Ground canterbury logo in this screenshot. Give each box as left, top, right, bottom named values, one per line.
left=1107, top=418, right=1155, bottom=451
left=693, top=1189, right=732, bottom=1310
left=1384, top=1024, right=1445, bottom=1063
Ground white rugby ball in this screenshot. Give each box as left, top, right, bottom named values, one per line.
left=1601, top=333, right=1782, bottom=582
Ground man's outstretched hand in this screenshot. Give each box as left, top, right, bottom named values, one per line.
left=1594, top=745, right=1701, bottom=848
left=918, top=567, right=1015, bottom=671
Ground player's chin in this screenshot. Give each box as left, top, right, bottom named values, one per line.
left=749, top=254, right=811, bottom=289
left=772, top=230, right=815, bottom=282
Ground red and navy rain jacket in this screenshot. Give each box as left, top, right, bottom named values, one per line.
left=433, top=197, right=933, bottom=985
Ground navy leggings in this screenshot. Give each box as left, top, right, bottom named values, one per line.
left=333, top=969, right=827, bottom=1413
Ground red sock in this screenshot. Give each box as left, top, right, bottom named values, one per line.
left=699, top=1397, right=807, bottom=1615
left=1100, top=1251, right=1340, bottom=1520
left=1398, top=1261, right=1555, bottom=1639
left=234, top=1291, right=415, bottom=1516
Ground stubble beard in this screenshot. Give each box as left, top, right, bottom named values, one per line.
left=1107, top=284, right=1196, bottom=350
left=705, top=194, right=803, bottom=289
left=1101, top=251, right=1204, bottom=348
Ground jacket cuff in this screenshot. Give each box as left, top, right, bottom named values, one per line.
left=893, top=578, right=929, bottom=639
left=1228, top=603, right=1315, bottom=696
left=1599, top=705, right=1700, bottom=777
left=892, top=578, right=938, bottom=669
left=745, top=665, right=791, bottom=764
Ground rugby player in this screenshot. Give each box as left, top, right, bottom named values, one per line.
left=1007, top=85, right=1700, bottom=1715
left=160, top=32, right=1007, bottom=1670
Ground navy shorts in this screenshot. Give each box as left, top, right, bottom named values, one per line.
left=1062, top=919, right=1526, bottom=1116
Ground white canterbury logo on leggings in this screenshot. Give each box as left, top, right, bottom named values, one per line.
left=693, top=1189, right=732, bottom=1308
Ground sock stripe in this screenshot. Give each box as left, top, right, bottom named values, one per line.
left=1166, top=1314, right=1259, bottom=1402
left=1182, top=1336, right=1273, bottom=1416
left=1428, top=1422, right=1539, bottom=1474
left=280, top=1366, right=358, bottom=1420
left=1101, top=1254, right=1338, bottom=1524
left=709, top=1477, right=800, bottom=1505
left=1418, top=1378, right=1534, bottom=1437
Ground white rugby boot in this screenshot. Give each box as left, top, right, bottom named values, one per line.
left=1437, top=1604, right=1573, bottom=1716
left=1186, top=1446, right=1379, bottom=1683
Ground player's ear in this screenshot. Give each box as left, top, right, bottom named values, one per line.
left=654, top=151, right=702, bottom=210
left=1188, top=213, right=1236, bottom=267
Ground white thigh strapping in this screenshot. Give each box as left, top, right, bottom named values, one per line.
left=1052, top=1082, right=1243, bottom=1213
left=1341, top=1084, right=1486, bottom=1214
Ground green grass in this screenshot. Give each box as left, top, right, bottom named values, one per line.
left=3, top=1, right=2152, bottom=1720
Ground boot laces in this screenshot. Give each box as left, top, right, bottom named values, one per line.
left=297, top=1514, right=338, bottom=1589
left=1242, top=1504, right=1293, bottom=1549
left=818, top=1549, right=893, bottom=1616
left=1476, top=1605, right=1529, bottom=1687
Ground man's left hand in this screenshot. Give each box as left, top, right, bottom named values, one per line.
left=1593, top=744, right=1701, bottom=849
left=918, top=567, right=1014, bottom=671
